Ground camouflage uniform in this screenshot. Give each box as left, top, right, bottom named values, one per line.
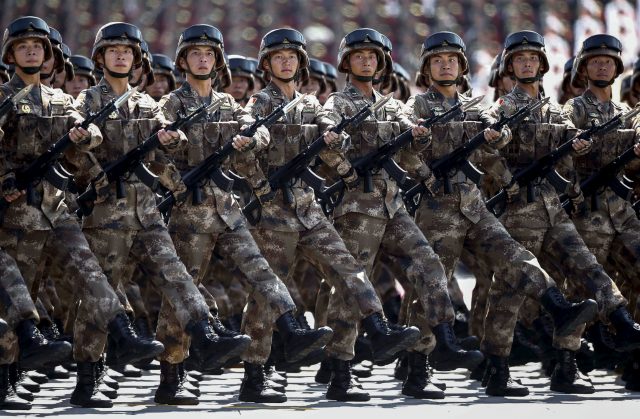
left=0, top=76, right=125, bottom=361
left=484, top=86, right=623, bottom=354
left=402, top=86, right=559, bottom=355
left=74, top=79, right=210, bottom=358
left=0, top=248, right=38, bottom=364
left=157, top=83, right=295, bottom=364
left=562, top=90, right=639, bottom=308
left=243, top=82, right=383, bottom=361
left=323, top=83, right=454, bottom=354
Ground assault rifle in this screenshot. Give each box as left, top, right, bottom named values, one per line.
left=76, top=97, right=224, bottom=218
left=157, top=93, right=308, bottom=219
left=0, top=87, right=135, bottom=224
left=560, top=142, right=640, bottom=212
left=486, top=104, right=640, bottom=215
left=242, top=94, right=393, bottom=223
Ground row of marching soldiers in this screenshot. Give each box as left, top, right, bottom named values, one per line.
left=0, top=14, right=640, bottom=411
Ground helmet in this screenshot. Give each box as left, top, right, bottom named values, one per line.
left=393, top=62, right=410, bottom=82
left=138, top=39, right=155, bottom=86
left=175, top=24, right=225, bottom=73
left=307, top=58, right=327, bottom=93
left=69, top=54, right=96, bottom=86
left=228, top=54, right=256, bottom=91
left=419, top=31, right=469, bottom=78
left=47, top=27, right=65, bottom=74
left=380, top=33, right=393, bottom=76
left=322, top=61, right=337, bottom=92
left=151, top=54, right=176, bottom=91
left=91, top=22, right=143, bottom=69
left=337, top=28, right=385, bottom=73
left=2, top=16, right=53, bottom=65
left=60, top=43, right=74, bottom=81
left=257, top=28, right=308, bottom=80
left=488, top=53, right=502, bottom=88
left=216, top=53, right=231, bottom=90
left=571, top=34, right=623, bottom=88
left=499, top=30, right=549, bottom=78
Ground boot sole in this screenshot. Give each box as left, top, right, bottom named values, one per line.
left=115, top=344, right=165, bottom=368
left=154, top=396, right=199, bottom=405
left=204, top=336, right=252, bottom=370
left=238, top=394, right=287, bottom=403
left=326, top=390, right=371, bottom=402
left=0, top=401, right=32, bottom=410
left=372, top=329, right=421, bottom=365
left=550, top=382, right=595, bottom=394
left=401, top=388, right=445, bottom=399
left=485, top=388, right=529, bottom=397
left=20, top=343, right=72, bottom=370
left=556, top=301, right=598, bottom=337
left=70, top=398, right=113, bottom=408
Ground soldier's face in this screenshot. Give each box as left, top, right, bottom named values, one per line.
left=9, top=39, right=45, bottom=67
left=102, top=45, right=134, bottom=73
left=184, top=46, right=216, bottom=76
left=498, top=75, right=515, bottom=93
left=429, top=52, right=459, bottom=82
left=299, top=76, right=321, bottom=95
left=224, top=75, right=249, bottom=100
left=64, top=74, right=90, bottom=98
left=510, top=51, right=540, bottom=79
left=348, top=49, right=378, bottom=78
left=266, top=49, right=299, bottom=79
left=586, top=56, right=616, bottom=82
left=130, top=65, right=144, bottom=84
left=41, top=55, right=55, bottom=75
left=53, top=68, right=66, bottom=88
left=145, top=74, right=170, bottom=99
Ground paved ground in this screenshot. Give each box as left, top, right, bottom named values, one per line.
left=8, top=274, right=640, bottom=418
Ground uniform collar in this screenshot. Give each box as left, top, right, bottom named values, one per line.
left=265, top=81, right=301, bottom=102
left=344, top=82, right=383, bottom=104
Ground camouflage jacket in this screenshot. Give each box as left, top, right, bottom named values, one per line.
left=159, top=82, right=269, bottom=233
left=0, top=75, right=101, bottom=230
left=563, top=90, right=640, bottom=183
left=75, top=78, right=186, bottom=230
left=243, top=81, right=342, bottom=231
left=486, top=85, right=578, bottom=218
left=322, top=82, right=417, bottom=220
left=402, top=86, right=501, bottom=223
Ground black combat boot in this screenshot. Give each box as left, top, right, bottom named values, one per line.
left=0, top=319, right=8, bottom=336
left=326, top=358, right=370, bottom=402
left=540, top=287, right=597, bottom=336
left=0, top=364, right=31, bottom=410
left=609, top=307, right=640, bottom=351
left=361, top=313, right=420, bottom=363
left=509, top=322, right=543, bottom=366
left=94, top=359, right=117, bottom=399
left=485, top=355, right=529, bottom=397
left=70, top=362, right=113, bottom=408
left=315, top=359, right=332, bottom=384
left=430, top=323, right=484, bottom=371
left=264, top=364, right=287, bottom=387
left=132, top=317, right=158, bottom=370
left=238, top=363, right=287, bottom=403
left=469, top=358, right=487, bottom=383
left=401, top=352, right=445, bottom=399
left=154, top=362, right=199, bottom=405
left=550, top=350, right=594, bottom=394
left=8, top=364, right=33, bottom=401
left=177, top=363, right=200, bottom=397
left=186, top=318, right=251, bottom=371
left=16, top=319, right=72, bottom=370
left=394, top=354, right=408, bottom=381
left=108, top=313, right=165, bottom=366
left=211, top=313, right=242, bottom=338
left=624, top=350, right=640, bottom=391
left=351, top=361, right=372, bottom=378
left=276, top=311, right=333, bottom=364
left=96, top=357, right=119, bottom=390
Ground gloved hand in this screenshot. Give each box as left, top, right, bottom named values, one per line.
left=254, top=180, right=276, bottom=204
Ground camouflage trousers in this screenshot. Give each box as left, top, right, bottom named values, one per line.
left=333, top=210, right=454, bottom=355
left=414, top=191, right=555, bottom=356
left=489, top=187, right=622, bottom=355
left=571, top=191, right=640, bottom=309
left=156, top=226, right=295, bottom=364
left=250, top=216, right=383, bottom=361
left=2, top=219, right=124, bottom=362
left=0, top=249, right=39, bottom=364
left=83, top=224, right=209, bottom=361
left=289, top=254, right=324, bottom=314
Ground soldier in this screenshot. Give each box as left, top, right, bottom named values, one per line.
left=0, top=16, right=165, bottom=408
left=65, top=55, right=96, bottom=98
left=484, top=30, right=631, bottom=395
left=145, top=54, right=175, bottom=101
left=129, top=39, right=153, bottom=90
left=246, top=57, right=266, bottom=95
left=223, top=55, right=255, bottom=106
left=559, top=57, right=586, bottom=105
left=488, top=52, right=514, bottom=102
left=562, top=34, right=640, bottom=390
left=319, top=61, right=338, bottom=105
left=243, top=27, right=420, bottom=402
left=158, top=23, right=333, bottom=404
left=402, top=31, right=598, bottom=398
left=321, top=28, right=485, bottom=399
left=299, top=58, right=326, bottom=98
left=0, top=61, right=9, bottom=83
left=73, top=21, right=251, bottom=404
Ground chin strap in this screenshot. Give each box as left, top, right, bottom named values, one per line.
left=590, top=78, right=615, bottom=88
left=20, top=65, right=42, bottom=75
left=353, top=74, right=374, bottom=82
left=515, top=72, right=543, bottom=84
left=184, top=62, right=216, bottom=81
left=105, top=68, right=131, bottom=79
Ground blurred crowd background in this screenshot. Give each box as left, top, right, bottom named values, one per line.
left=1, top=0, right=639, bottom=100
